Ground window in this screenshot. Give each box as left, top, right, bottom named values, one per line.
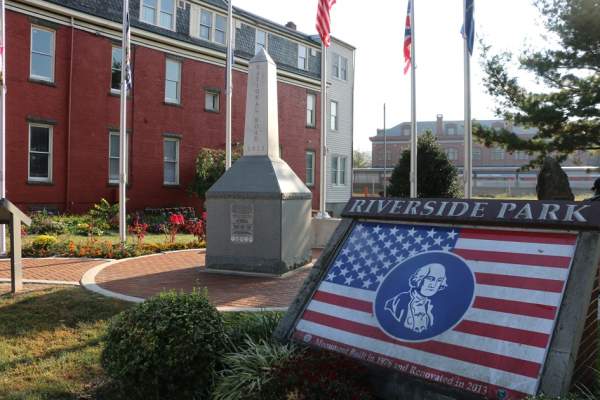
left=205, top=89, right=219, bottom=112
left=332, top=53, right=348, bottom=80
left=305, top=151, right=315, bottom=186
left=491, top=148, right=505, bottom=160
left=445, top=148, right=458, bottom=161
left=472, top=147, right=482, bottom=161
left=298, top=45, right=307, bottom=70
left=214, top=15, right=227, bottom=45
left=306, top=93, right=316, bottom=127
left=108, top=132, right=120, bottom=183
left=165, top=58, right=181, bottom=104
left=330, top=101, right=338, bottom=131
left=515, top=151, right=529, bottom=160
left=141, top=0, right=175, bottom=30
left=198, top=9, right=227, bottom=45
left=446, top=125, right=457, bottom=135
left=28, top=124, right=52, bottom=182
left=331, top=156, right=347, bottom=185
left=255, top=29, right=267, bottom=54
left=111, top=47, right=123, bottom=91
left=30, top=26, right=55, bottom=82
left=199, top=10, right=212, bottom=41
left=163, top=138, right=179, bottom=185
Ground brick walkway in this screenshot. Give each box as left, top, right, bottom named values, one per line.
left=95, top=249, right=319, bottom=309
left=0, top=258, right=104, bottom=282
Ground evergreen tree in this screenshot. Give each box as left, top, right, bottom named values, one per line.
left=475, top=0, right=600, bottom=166
left=387, top=132, right=461, bottom=198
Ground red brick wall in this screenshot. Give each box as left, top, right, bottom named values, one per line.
left=6, top=11, right=320, bottom=213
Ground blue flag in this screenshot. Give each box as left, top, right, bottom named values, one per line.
left=461, top=0, right=474, bottom=55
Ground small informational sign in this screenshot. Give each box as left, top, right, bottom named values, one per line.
left=230, top=203, right=253, bottom=244
left=277, top=198, right=600, bottom=400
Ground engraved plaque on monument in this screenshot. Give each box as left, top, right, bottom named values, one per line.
left=205, top=49, right=312, bottom=275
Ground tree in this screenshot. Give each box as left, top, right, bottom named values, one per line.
left=474, top=0, right=600, bottom=166
left=189, top=147, right=241, bottom=198
left=387, top=131, right=461, bottom=198
left=353, top=150, right=371, bottom=168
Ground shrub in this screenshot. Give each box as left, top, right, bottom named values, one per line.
left=387, top=131, right=461, bottom=198
left=190, top=147, right=241, bottom=199
left=213, top=338, right=297, bottom=400
left=263, top=348, right=376, bottom=400
left=28, top=211, right=67, bottom=235
left=102, top=290, right=226, bottom=399
left=223, top=312, right=283, bottom=353
left=89, top=198, right=119, bottom=230
left=31, top=235, right=58, bottom=250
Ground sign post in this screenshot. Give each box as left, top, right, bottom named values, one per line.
left=276, top=197, right=600, bottom=400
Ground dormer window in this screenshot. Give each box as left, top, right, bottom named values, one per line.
left=197, top=8, right=227, bottom=45
left=141, top=0, right=176, bottom=30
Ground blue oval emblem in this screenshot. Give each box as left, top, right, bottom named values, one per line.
left=373, top=251, right=475, bottom=342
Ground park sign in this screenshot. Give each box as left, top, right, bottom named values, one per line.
left=275, top=197, right=600, bottom=400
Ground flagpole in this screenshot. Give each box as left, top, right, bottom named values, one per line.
left=463, top=0, right=473, bottom=199
left=383, top=103, right=387, bottom=197
left=118, top=0, right=129, bottom=243
left=316, top=42, right=330, bottom=218
left=225, top=0, right=233, bottom=170
left=0, top=0, right=6, bottom=254
left=409, top=0, right=417, bottom=198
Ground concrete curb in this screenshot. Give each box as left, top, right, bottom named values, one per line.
left=0, top=278, right=80, bottom=286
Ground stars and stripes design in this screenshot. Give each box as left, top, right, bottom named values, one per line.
left=293, top=221, right=578, bottom=399
left=316, top=0, right=336, bottom=48
left=123, top=0, right=132, bottom=91
left=461, top=0, right=475, bottom=55
left=403, top=0, right=412, bottom=74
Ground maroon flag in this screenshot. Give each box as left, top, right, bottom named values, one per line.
left=316, top=0, right=336, bottom=47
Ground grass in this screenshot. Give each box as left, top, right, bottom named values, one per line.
left=0, top=287, right=130, bottom=400
left=22, top=232, right=197, bottom=247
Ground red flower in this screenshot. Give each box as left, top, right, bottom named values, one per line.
left=169, top=213, right=185, bottom=225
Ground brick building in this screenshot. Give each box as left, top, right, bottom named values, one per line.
left=371, top=115, right=597, bottom=168
left=7, top=0, right=340, bottom=213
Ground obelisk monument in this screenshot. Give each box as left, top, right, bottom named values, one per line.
left=205, top=48, right=312, bottom=275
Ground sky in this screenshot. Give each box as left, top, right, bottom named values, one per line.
left=232, top=0, right=549, bottom=152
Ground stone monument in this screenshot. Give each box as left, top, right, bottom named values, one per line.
left=205, top=48, right=312, bottom=275
left=537, top=156, right=574, bottom=200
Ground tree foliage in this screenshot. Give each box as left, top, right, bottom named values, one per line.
left=387, top=131, right=461, bottom=198
left=190, top=147, right=241, bottom=198
left=475, top=0, right=600, bottom=166
left=353, top=150, right=371, bottom=168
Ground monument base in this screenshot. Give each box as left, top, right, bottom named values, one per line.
left=206, top=254, right=311, bottom=276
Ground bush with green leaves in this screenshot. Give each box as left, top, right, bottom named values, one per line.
left=101, top=290, right=226, bottom=399
left=190, top=147, right=241, bottom=199
left=213, top=338, right=297, bottom=400
left=27, top=211, right=67, bottom=235
left=387, top=131, right=461, bottom=198
left=89, top=198, right=119, bottom=230
left=222, top=312, right=283, bottom=352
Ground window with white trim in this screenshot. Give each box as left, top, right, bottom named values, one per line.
left=330, top=101, right=338, bottom=131
left=205, top=89, right=219, bottom=112
left=515, top=151, right=529, bottom=160
left=163, top=138, right=179, bottom=185
left=30, top=26, right=55, bottom=82
left=255, top=29, right=267, bottom=54
left=29, top=124, right=52, bottom=182
left=198, top=9, right=227, bottom=45
left=108, top=132, right=120, bottom=183
left=306, top=93, right=316, bottom=127
left=331, top=155, right=347, bottom=185
left=332, top=53, right=348, bottom=80
left=491, top=148, right=505, bottom=160
left=297, top=45, right=307, bottom=70
left=141, top=0, right=176, bottom=30
left=306, top=151, right=315, bottom=186
left=472, top=147, right=482, bottom=161
left=111, top=46, right=123, bottom=92
left=165, top=58, right=181, bottom=104
left=445, top=148, right=458, bottom=161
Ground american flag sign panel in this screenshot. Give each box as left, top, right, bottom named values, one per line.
left=292, top=221, right=578, bottom=399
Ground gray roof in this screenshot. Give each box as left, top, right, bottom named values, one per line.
left=374, top=119, right=538, bottom=138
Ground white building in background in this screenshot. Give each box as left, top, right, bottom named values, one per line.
left=324, top=37, right=356, bottom=216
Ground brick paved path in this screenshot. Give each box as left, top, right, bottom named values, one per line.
left=0, top=258, right=104, bottom=282
left=95, top=250, right=319, bottom=309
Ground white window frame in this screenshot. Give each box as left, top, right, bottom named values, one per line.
left=205, top=89, right=220, bottom=112
left=306, top=93, right=316, bottom=128
left=108, top=131, right=120, bottom=184
left=28, top=123, right=53, bottom=183
left=163, top=137, right=180, bottom=185
left=472, top=147, right=482, bottom=161
left=298, top=45, right=307, bottom=70
left=306, top=151, right=315, bottom=187
left=30, top=25, right=55, bottom=83
left=165, top=58, right=181, bottom=104
left=445, top=148, right=458, bottom=161
left=141, top=0, right=176, bottom=30
left=332, top=53, right=348, bottom=81
left=111, top=46, right=123, bottom=93
left=197, top=8, right=228, bottom=45
left=330, top=100, right=338, bottom=131
left=255, top=29, right=267, bottom=54
left=515, top=150, right=529, bottom=160
left=491, top=148, right=506, bottom=160
left=331, top=155, right=347, bottom=186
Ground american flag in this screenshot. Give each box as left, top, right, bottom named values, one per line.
left=123, top=0, right=132, bottom=91
left=316, top=0, right=336, bottom=48
left=292, top=221, right=577, bottom=399
left=403, top=0, right=412, bottom=74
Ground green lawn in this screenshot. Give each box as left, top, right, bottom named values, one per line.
left=0, top=287, right=130, bottom=399
left=22, top=232, right=197, bottom=247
